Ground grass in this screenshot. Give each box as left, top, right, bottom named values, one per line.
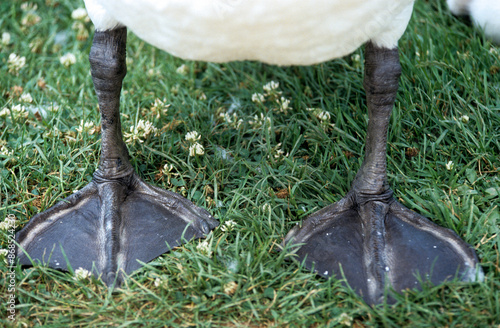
left=1, top=0, right=499, bottom=326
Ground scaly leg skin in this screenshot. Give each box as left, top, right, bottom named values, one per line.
left=16, top=27, right=218, bottom=286
left=284, top=42, right=482, bottom=305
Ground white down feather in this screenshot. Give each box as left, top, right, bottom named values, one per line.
left=448, top=0, right=500, bottom=43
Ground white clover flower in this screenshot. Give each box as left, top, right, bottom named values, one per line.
left=20, top=93, right=33, bottom=103
left=10, top=104, right=28, bottom=119
left=219, top=112, right=231, bottom=123
left=60, top=53, right=77, bottom=67
left=317, top=111, right=331, bottom=121
left=0, top=220, right=11, bottom=230
left=223, top=281, right=238, bottom=296
left=21, top=12, right=41, bottom=27
left=351, top=53, right=362, bottom=69
left=249, top=113, right=271, bottom=129
left=196, top=240, right=212, bottom=256
left=338, top=313, right=353, bottom=326
left=278, top=96, right=291, bottom=112
left=460, top=115, right=470, bottom=124
left=154, top=277, right=162, bottom=287
left=21, top=3, right=37, bottom=11
left=151, top=98, right=170, bottom=115
left=251, top=93, right=265, bottom=103
left=138, top=120, right=157, bottom=134
left=8, top=53, right=26, bottom=75
left=124, top=119, right=158, bottom=143
left=268, top=142, right=288, bottom=160
left=185, top=131, right=201, bottom=142
left=71, top=8, right=89, bottom=21
left=176, top=64, right=188, bottom=75
left=189, top=142, right=205, bottom=157
left=75, top=120, right=96, bottom=134
left=351, top=54, right=361, bottom=64
left=446, top=161, right=454, bottom=171
left=0, top=215, right=17, bottom=229
left=11, top=104, right=25, bottom=113
left=1, top=32, right=11, bottom=45
left=0, top=145, right=13, bottom=157
left=163, top=163, right=174, bottom=173
left=147, top=68, right=157, bottom=77
left=72, top=20, right=89, bottom=41
left=5, top=216, right=18, bottom=229
left=47, top=104, right=60, bottom=113
left=219, top=112, right=243, bottom=129
left=74, top=267, right=92, bottom=281
left=0, top=108, right=10, bottom=117
left=263, top=81, right=279, bottom=92
left=307, top=108, right=333, bottom=128
left=220, top=220, right=237, bottom=232
left=274, top=148, right=286, bottom=159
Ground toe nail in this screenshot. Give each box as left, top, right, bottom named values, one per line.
left=200, top=220, right=210, bottom=234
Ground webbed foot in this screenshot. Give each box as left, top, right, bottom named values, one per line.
left=16, top=171, right=217, bottom=285
left=15, top=27, right=218, bottom=286
left=284, top=191, right=481, bottom=304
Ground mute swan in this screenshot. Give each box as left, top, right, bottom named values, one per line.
left=447, top=0, right=500, bottom=43
left=16, top=0, right=482, bottom=303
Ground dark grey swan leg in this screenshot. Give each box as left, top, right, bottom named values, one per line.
left=284, top=42, right=482, bottom=304
left=16, top=27, right=218, bottom=286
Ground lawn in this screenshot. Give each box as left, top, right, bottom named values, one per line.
left=1, top=0, right=499, bottom=326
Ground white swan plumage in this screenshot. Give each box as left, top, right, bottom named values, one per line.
left=447, top=0, right=500, bottom=43
left=83, top=0, right=414, bottom=65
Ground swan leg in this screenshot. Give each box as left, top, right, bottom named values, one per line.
left=16, top=27, right=218, bottom=286
left=284, top=42, right=482, bottom=304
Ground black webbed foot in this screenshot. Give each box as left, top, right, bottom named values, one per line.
left=15, top=27, right=218, bottom=286
left=284, top=192, right=481, bottom=304
left=16, top=172, right=217, bottom=286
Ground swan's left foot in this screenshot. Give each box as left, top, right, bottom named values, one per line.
left=284, top=42, right=482, bottom=304
left=284, top=191, right=482, bottom=304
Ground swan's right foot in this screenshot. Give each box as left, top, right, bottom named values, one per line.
left=284, top=189, right=482, bottom=304
left=284, top=42, right=482, bottom=304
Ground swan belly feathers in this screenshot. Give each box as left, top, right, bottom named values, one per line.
left=448, top=0, right=500, bottom=43
left=84, top=0, right=414, bottom=65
